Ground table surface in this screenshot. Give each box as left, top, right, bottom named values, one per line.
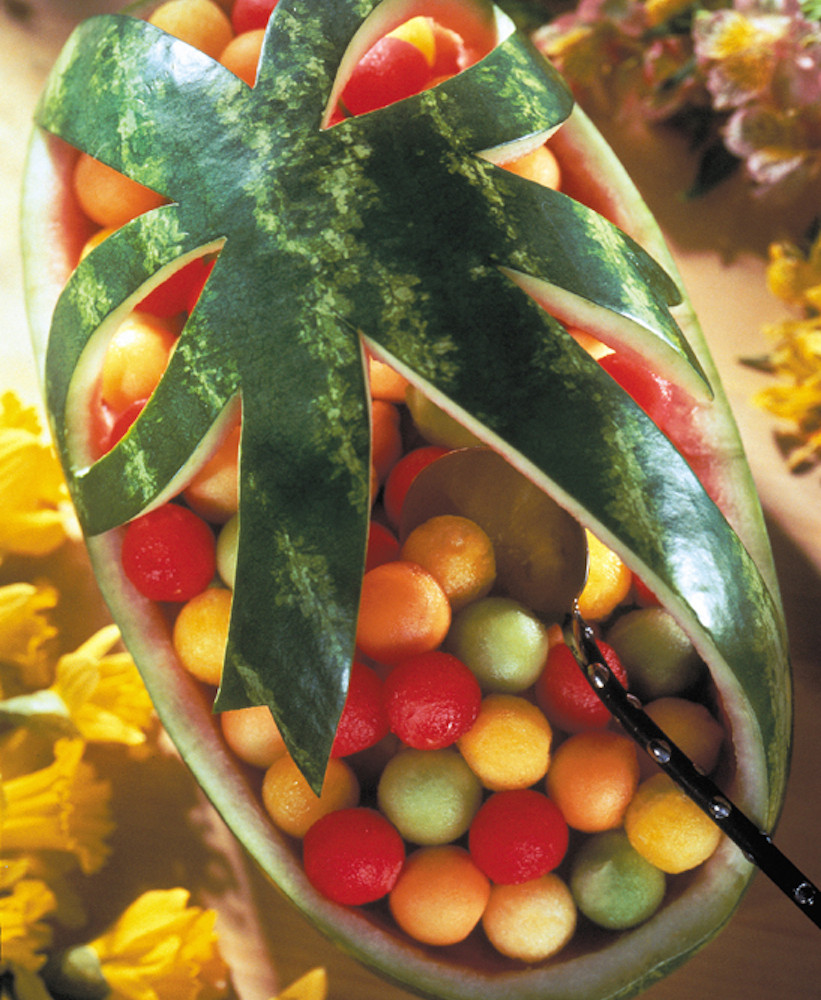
left=3, top=4, right=821, bottom=998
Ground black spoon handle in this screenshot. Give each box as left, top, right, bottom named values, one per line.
left=562, top=610, right=821, bottom=930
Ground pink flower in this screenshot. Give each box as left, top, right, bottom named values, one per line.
left=693, top=0, right=821, bottom=189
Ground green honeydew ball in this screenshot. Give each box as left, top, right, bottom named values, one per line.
left=606, top=607, right=704, bottom=700
left=570, top=829, right=666, bottom=930
left=377, top=747, right=482, bottom=845
left=216, top=513, right=238, bottom=587
left=446, top=596, right=549, bottom=693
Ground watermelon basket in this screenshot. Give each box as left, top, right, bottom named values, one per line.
left=21, top=1, right=792, bottom=998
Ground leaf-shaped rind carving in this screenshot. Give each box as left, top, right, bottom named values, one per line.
left=33, top=0, right=787, bottom=802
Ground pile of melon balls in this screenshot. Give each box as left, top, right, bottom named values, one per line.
left=70, top=0, right=730, bottom=964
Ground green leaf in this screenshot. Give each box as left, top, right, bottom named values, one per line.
left=34, top=0, right=776, bottom=795
left=801, top=0, right=821, bottom=22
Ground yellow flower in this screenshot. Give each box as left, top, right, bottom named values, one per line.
left=0, top=856, right=57, bottom=971
left=272, top=968, right=328, bottom=1000
left=696, top=10, right=784, bottom=99
left=0, top=582, right=59, bottom=694
left=644, top=0, right=695, bottom=29
left=51, top=625, right=155, bottom=746
left=536, top=18, right=643, bottom=114
left=541, top=23, right=624, bottom=91
left=752, top=235, right=821, bottom=469
left=87, top=888, right=230, bottom=1000
left=766, top=237, right=821, bottom=312
left=753, top=311, right=821, bottom=468
left=20, top=849, right=90, bottom=933
left=1, top=738, right=113, bottom=874
left=0, top=392, right=69, bottom=564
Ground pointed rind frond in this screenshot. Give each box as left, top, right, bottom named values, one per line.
left=44, top=207, right=226, bottom=527
left=254, top=0, right=383, bottom=124
left=404, top=30, right=574, bottom=152
left=35, top=15, right=247, bottom=200
left=486, top=171, right=708, bottom=391
left=214, top=313, right=372, bottom=788
left=33, top=0, right=782, bottom=799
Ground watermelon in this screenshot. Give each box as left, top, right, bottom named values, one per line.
left=21, top=1, right=791, bottom=997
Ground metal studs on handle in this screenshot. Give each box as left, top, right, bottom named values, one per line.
left=563, top=610, right=821, bottom=931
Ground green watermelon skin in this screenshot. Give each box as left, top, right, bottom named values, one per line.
left=21, top=3, right=791, bottom=998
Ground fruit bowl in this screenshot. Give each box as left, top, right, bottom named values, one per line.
left=21, top=1, right=792, bottom=997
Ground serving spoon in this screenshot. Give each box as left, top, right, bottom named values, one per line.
left=400, top=446, right=821, bottom=929
left=562, top=609, right=821, bottom=929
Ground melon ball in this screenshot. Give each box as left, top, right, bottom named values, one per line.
left=469, top=789, right=569, bottom=884
left=100, top=311, right=178, bottom=414
left=641, top=696, right=725, bottom=779
left=624, top=773, right=723, bottom=874
left=303, top=807, right=404, bottom=905
left=458, top=694, right=552, bottom=791
left=482, top=874, right=576, bottom=962
left=148, top=0, right=234, bottom=60
left=216, top=514, right=239, bottom=587
left=377, top=747, right=482, bottom=845
left=220, top=704, right=286, bottom=769
left=446, top=596, right=550, bottom=693
left=606, top=608, right=704, bottom=700
left=261, top=754, right=359, bottom=839
left=570, top=829, right=666, bottom=930
left=389, top=846, right=490, bottom=946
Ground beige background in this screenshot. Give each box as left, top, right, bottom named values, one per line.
left=2, top=2, right=821, bottom=997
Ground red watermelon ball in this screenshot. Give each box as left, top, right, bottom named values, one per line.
left=303, top=808, right=405, bottom=905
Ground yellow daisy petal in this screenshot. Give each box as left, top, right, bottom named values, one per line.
left=766, top=238, right=821, bottom=309
left=19, top=849, right=91, bottom=931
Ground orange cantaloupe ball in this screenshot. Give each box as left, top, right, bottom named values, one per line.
left=100, top=312, right=178, bottom=414
left=148, top=0, right=234, bottom=59
left=389, top=845, right=490, bottom=946
left=356, top=561, right=451, bottom=664
left=367, top=353, right=411, bottom=403
left=220, top=705, right=287, bottom=769
left=641, top=697, right=725, bottom=779
left=546, top=730, right=640, bottom=833
left=73, top=153, right=165, bottom=229
left=261, top=754, right=359, bottom=838
left=503, top=143, right=562, bottom=190
left=371, top=399, right=403, bottom=486
left=172, top=586, right=232, bottom=686
left=401, top=515, right=496, bottom=612
left=219, top=28, right=265, bottom=86
left=183, top=421, right=241, bottom=523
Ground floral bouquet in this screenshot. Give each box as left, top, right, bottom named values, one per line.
left=534, top=0, right=821, bottom=198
